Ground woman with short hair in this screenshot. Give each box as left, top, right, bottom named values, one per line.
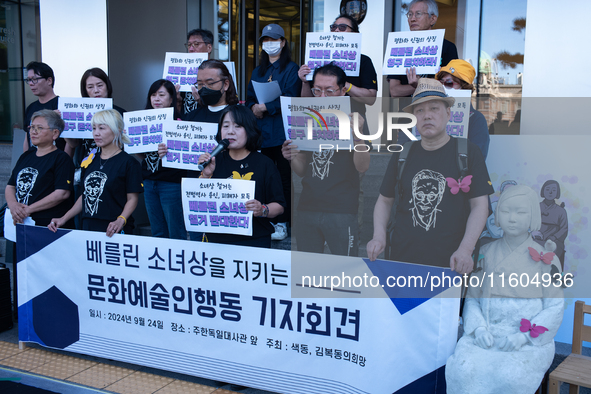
left=7, top=109, right=74, bottom=227
left=49, top=109, right=143, bottom=236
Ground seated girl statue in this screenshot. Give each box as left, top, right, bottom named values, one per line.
left=446, top=185, right=564, bottom=393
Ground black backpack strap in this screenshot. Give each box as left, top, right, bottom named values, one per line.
left=456, top=137, right=468, bottom=178
left=397, top=140, right=415, bottom=184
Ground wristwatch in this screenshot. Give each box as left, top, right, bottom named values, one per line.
left=261, top=204, right=269, bottom=218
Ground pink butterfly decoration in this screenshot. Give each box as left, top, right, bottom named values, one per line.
left=528, top=247, right=554, bottom=265
left=519, top=318, right=548, bottom=338
left=446, top=175, right=472, bottom=194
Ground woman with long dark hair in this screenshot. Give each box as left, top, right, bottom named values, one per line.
left=197, top=105, right=285, bottom=248
left=141, top=79, right=187, bottom=240
left=245, top=23, right=300, bottom=241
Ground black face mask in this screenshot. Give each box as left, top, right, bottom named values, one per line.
left=199, top=86, right=223, bottom=106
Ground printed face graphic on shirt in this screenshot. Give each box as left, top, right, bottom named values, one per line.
left=145, top=152, right=160, bottom=173
left=410, top=169, right=446, bottom=231
left=16, top=167, right=39, bottom=205
left=84, top=171, right=108, bottom=216
left=311, top=150, right=334, bottom=180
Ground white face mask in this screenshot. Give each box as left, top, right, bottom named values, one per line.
left=262, top=41, right=282, bottom=56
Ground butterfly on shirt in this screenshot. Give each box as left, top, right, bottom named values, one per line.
left=446, top=175, right=472, bottom=194
left=232, top=171, right=253, bottom=180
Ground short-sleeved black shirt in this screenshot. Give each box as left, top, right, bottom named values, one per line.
left=297, top=151, right=360, bottom=215
left=80, top=150, right=143, bottom=229
left=347, top=54, right=378, bottom=135
left=8, top=147, right=74, bottom=225
left=206, top=150, right=286, bottom=245
left=380, top=137, right=493, bottom=266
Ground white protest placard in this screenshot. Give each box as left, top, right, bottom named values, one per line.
left=163, top=52, right=208, bottom=92
left=252, top=80, right=282, bottom=103
left=123, top=107, right=174, bottom=154
left=224, top=61, right=237, bottom=91
left=382, top=29, right=444, bottom=75
left=3, top=210, right=34, bottom=242
left=162, top=120, right=218, bottom=171
left=181, top=178, right=255, bottom=236
left=445, top=88, right=471, bottom=138
left=280, top=96, right=352, bottom=151
left=58, top=97, right=113, bottom=139
left=305, top=32, right=362, bottom=80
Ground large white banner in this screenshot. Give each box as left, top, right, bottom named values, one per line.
left=17, top=225, right=461, bottom=393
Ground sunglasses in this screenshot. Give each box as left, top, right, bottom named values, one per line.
left=441, top=80, right=455, bottom=88
left=330, top=23, right=353, bottom=32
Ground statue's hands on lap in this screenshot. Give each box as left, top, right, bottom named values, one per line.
left=498, top=332, right=528, bottom=352
left=474, top=327, right=494, bottom=349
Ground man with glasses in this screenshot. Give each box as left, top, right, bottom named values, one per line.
left=23, top=62, right=69, bottom=155
left=388, top=0, right=458, bottom=98
left=368, top=78, right=491, bottom=277
left=282, top=63, right=370, bottom=257
left=179, top=29, right=214, bottom=116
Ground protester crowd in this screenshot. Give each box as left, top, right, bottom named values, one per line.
left=8, top=0, right=494, bottom=272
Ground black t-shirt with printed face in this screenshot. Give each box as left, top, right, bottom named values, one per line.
left=380, top=137, right=493, bottom=266
left=141, top=152, right=187, bottom=183
left=8, top=147, right=74, bottom=225
left=80, top=150, right=143, bottom=226
left=206, top=150, right=286, bottom=245
left=297, top=151, right=360, bottom=215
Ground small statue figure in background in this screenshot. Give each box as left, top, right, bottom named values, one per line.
left=532, top=180, right=568, bottom=269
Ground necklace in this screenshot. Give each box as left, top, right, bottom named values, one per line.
left=99, top=149, right=120, bottom=169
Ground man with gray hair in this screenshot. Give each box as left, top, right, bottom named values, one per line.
left=388, top=0, right=458, bottom=97
left=368, top=78, right=492, bottom=275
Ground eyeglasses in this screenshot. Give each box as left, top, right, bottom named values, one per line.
left=25, top=77, right=46, bottom=85
left=311, top=88, right=340, bottom=97
left=330, top=23, right=353, bottom=32
left=185, top=41, right=206, bottom=49
left=406, top=11, right=431, bottom=19
left=196, top=79, right=224, bottom=89
left=440, top=80, right=455, bottom=88
left=27, top=125, right=53, bottom=133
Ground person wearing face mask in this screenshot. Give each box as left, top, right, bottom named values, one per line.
left=183, top=60, right=239, bottom=122
left=159, top=60, right=238, bottom=241
left=245, top=23, right=301, bottom=242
